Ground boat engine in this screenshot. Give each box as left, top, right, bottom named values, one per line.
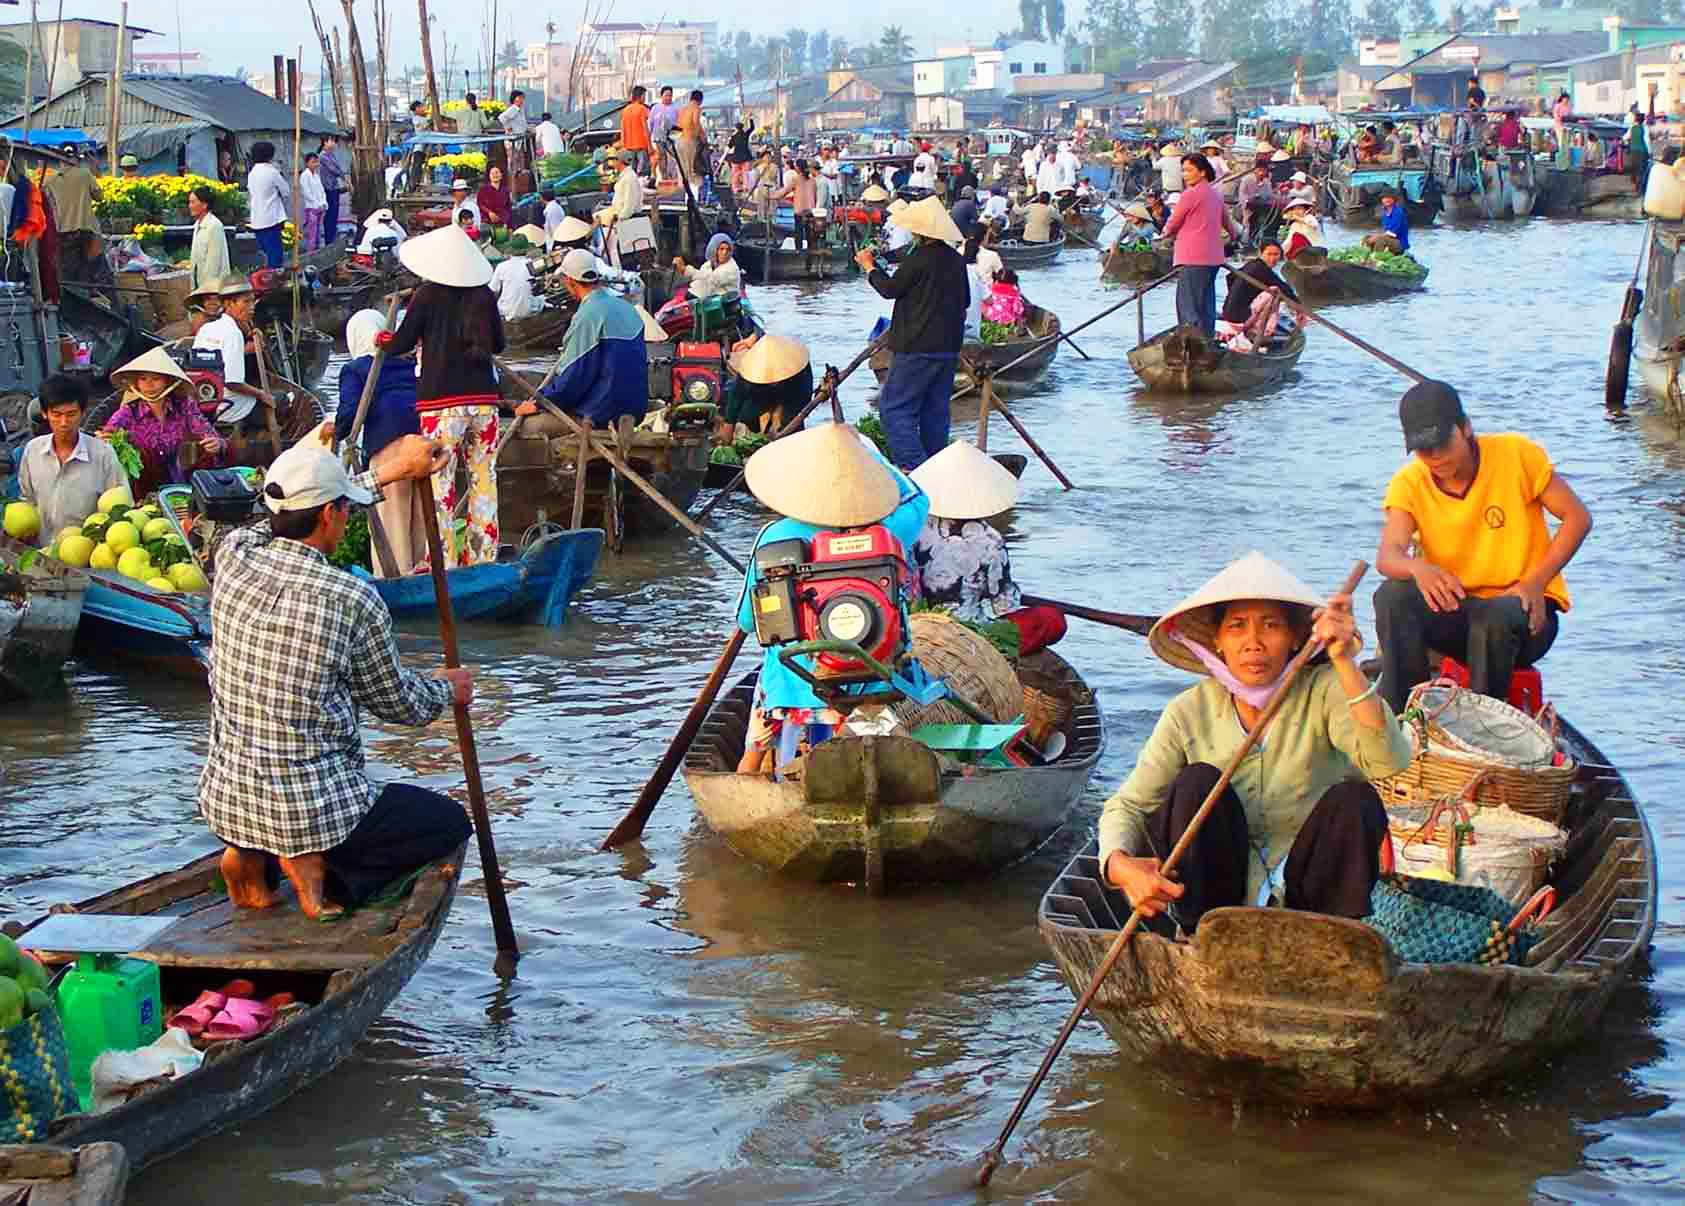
left=671, top=340, right=725, bottom=408
left=169, top=345, right=226, bottom=412
left=750, top=526, right=910, bottom=684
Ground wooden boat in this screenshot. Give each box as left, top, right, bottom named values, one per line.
left=1327, top=160, right=1441, bottom=224
left=502, top=304, right=573, bottom=353
left=75, top=570, right=210, bottom=678
left=1634, top=219, right=1685, bottom=417
left=1128, top=324, right=1306, bottom=394
left=1281, top=248, right=1427, bottom=303
left=1064, top=205, right=1107, bottom=243
left=18, top=845, right=465, bottom=1171
left=732, top=238, right=858, bottom=283
left=1101, top=240, right=1173, bottom=283
left=365, top=527, right=603, bottom=626
left=308, top=282, right=379, bottom=345
left=1038, top=715, right=1656, bottom=1106
left=682, top=650, right=1103, bottom=891
left=993, top=233, right=1064, bottom=270
left=59, top=285, right=159, bottom=379
left=0, top=1142, right=129, bottom=1205
left=0, top=533, right=89, bottom=697
left=1429, top=144, right=1538, bottom=220
left=870, top=303, right=1061, bottom=392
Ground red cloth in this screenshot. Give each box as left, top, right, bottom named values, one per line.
left=1003, top=605, right=1066, bottom=656
left=35, top=179, right=59, bottom=303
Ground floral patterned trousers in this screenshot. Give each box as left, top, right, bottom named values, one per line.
left=418, top=405, right=499, bottom=567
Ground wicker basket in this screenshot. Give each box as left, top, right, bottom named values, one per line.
left=118, top=269, right=159, bottom=326
left=899, top=611, right=1022, bottom=729
left=147, top=269, right=193, bottom=324
left=1388, top=789, right=1566, bottom=906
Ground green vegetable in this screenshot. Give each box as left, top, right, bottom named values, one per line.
left=24, top=988, right=51, bottom=1018
left=709, top=446, right=743, bottom=466
left=104, top=430, right=144, bottom=480
left=734, top=432, right=770, bottom=458
left=0, top=977, right=21, bottom=1031
left=855, top=414, right=892, bottom=459
left=1327, top=244, right=1429, bottom=279
left=979, top=320, right=1013, bottom=346
left=328, top=511, right=372, bottom=571
left=0, top=935, right=17, bottom=978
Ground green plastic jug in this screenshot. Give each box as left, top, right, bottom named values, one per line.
left=53, top=953, right=163, bottom=1109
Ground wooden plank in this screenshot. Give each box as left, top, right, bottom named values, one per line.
left=0, top=1146, right=75, bottom=1180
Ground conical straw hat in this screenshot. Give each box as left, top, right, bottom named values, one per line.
left=1147, top=551, right=1324, bottom=675
left=556, top=215, right=595, bottom=243
left=736, top=335, right=809, bottom=385
left=744, top=424, right=900, bottom=527
left=635, top=305, right=668, bottom=341
left=109, top=345, right=191, bottom=393
left=398, top=223, right=494, bottom=288
left=514, top=223, right=548, bottom=244
left=860, top=183, right=890, bottom=202
left=909, top=440, right=1019, bottom=520
left=890, top=196, right=964, bottom=245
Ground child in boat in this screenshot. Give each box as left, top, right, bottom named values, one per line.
left=981, top=269, right=1027, bottom=333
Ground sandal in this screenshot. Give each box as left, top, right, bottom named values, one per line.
left=202, top=996, right=277, bottom=1043
left=166, top=979, right=258, bottom=1036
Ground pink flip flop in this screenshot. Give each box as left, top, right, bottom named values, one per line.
left=167, top=991, right=225, bottom=1037
left=202, top=996, right=277, bottom=1043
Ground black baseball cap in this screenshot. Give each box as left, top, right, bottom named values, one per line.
left=1399, top=380, right=1466, bottom=453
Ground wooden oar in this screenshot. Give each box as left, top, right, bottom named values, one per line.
left=1605, top=220, right=1651, bottom=409
left=497, top=367, right=747, bottom=575
left=600, top=627, right=748, bottom=850
left=1225, top=264, right=1427, bottom=384
left=334, top=293, right=402, bottom=457
left=1019, top=594, right=1156, bottom=637
left=415, top=474, right=520, bottom=976
left=251, top=330, right=284, bottom=462
left=976, top=560, right=1369, bottom=1186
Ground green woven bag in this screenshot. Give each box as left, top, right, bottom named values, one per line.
left=1, top=1007, right=78, bottom=1142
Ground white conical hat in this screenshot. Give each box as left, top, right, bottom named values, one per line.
left=110, top=345, right=191, bottom=393
left=744, top=424, right=900, bottom=527
left=555, top=215, right=594, bottom=243
left=636, top=305, right=668, bottom=341
left=1147, top=551, right=1323, bottom=675
left=398, top=223, right=494, bottom=287
left=513, top=223, right=548, bottom=244
left=909, top=440, right=1019, bottom=520
left=890, top=196, right=964, bottom=245
left=735, top=335, right=809, bottom=385
left=860, top=183, right=890, bottom=202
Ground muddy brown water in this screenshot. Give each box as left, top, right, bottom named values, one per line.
left=3, top=215, right=1682, bottom=1203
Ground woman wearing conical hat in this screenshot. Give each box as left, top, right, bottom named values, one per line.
left=721, top=334, right=811, bottom=443
left=907, top=441, right=1022, bottom=625
left=377, top=224, right=505, bottom=568
left=1098, top=553, right=1411, bottom=934
left=335, top=309, right=425, bottom=576
left=734, top=424, right=930, bottom=776
left=100, top=346, right=225, bottom=495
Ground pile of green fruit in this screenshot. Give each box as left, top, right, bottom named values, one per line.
left=0, top=935, right=53, bottom=1031
left=1329, top=244, right=1429, bottom=279
left=42, top=484, right=208, bottom=594
left=708, top=432, right=771, bottom=467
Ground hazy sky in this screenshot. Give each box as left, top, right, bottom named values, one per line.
left=63, top=1, right=1037, bottom=80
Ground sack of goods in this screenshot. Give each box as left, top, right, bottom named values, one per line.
left=1376, top=678, right=1576, bottom=824
left=1387, top=777, right=1567, bottom=907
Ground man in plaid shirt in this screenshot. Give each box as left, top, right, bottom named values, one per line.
left=200, top=432, right=473, bottom=920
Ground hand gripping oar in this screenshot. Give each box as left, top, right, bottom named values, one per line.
left=1605, top=220, right=1651, bottom=409
left=1225, top=264, right=1427, bottom=384
left=415, top=474, right=520, bottom=976
left=975, top=560, right=1369, bottom=1187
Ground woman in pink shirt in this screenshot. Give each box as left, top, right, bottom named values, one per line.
left=1163, top=153, right=1240, bottom=337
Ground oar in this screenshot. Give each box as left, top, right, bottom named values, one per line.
left=1019, top=594, right=1156, bottom=637
left=1225, top=265, right=1428, bottom=384
left=1605, top=220, right=1651, bottom=408
left=334, top=293, right=402, bottom=457
left=415, top=474, right=520, bottom=976
left=975, top=559, right=1369, bottom=1187
left=600, top=627, right=748, bottom=850
left=497, top=366, right=747, bottom=575
left=689, top=334, right=886, bottom=526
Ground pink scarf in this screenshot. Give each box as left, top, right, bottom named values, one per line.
left=1172, top=629, right=1290, bottom=709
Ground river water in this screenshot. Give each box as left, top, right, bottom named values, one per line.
left=3, top=215, right=1682, bottom=1203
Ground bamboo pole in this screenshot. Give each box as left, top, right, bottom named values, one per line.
left=21, top=0, right=35, bottom=143
left=291, top=52, right=303, bottom=350
left=417, top=0, right=440, bottom=130
left=105, top=1, right=129, bottom=177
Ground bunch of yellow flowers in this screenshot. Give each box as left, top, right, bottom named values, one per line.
left=425, top=151, right=488, bottom=176
left=129, top=222, right=166, bottom=244
left=93, top=173, right=248, bottom=225
left=441, top=98, right=507, bottom=117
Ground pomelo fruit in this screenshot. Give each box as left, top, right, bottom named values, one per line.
left=89, top=543, right=117, bottom=571
left=24, top=988, right=50, bottom=1018
left=146, top=577, right=176, bottom=593
left=56, top=525, right=81, bottom=543
left=98, top=484, right=134, bottom=512
left=3, top=500, right=41, bottom=541
left=13, top=951, right=46, bottom=995
left=0, top=978, right=22, bottom=1031
left=141, top=517, right=174, bottom=541
left=0, top=935, right=18, bottom=978
left=81, top=512, right=110, bottom=537
left=116, top=547, right=153, bottom=580
left=167, top=562, right=208, bottom=592
left=105, top=520, right=140, bottom=554
left=57, top=533, right=95, bottom=567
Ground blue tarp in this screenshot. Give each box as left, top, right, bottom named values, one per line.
left=397, top=132, right=521, bottom=151
left=12, top=129, right=97, bottom=147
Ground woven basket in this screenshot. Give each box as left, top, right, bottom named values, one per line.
left=1388, top=788, right=1566, bottom=906
left=147, top=269, right=193, bottom=324
left=2, top=1008, right=77, bottom=1143
left=118, top=270, right=159, bottom=326
left=899, top=612, right=1021, bottom=729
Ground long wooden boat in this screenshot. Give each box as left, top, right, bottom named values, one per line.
left=0, top=1142, right=128, bottom=1205
left=1634, top=219, right=1685, bottom=418
left=59, top=285, right=160, bottom=379
left=1281, top=248, right=1427, bottom=304
left=993, top=233, right=1064, bottom=270
left=682, top=650, right=1103, bottom=891
left=17, top=845, right=465, bottom=1171
left=1128, top=324, right=1306, bottom=394
left=502, top=304, right=572, bottom=352
left=1327, top=160, right=1441, bottom=225
left=75, top=570, right=210, bottom=678
left=365, top=527, right=603, bottom=626
left=0, top=533, right=89, bottom=697
left=732, top=238, right=858, bottom=284
left=1101, top=240, right=1172, bottom=284
left=1038, top=716, right=1656, bottom=1106
left=870, top=303, right=1061, bottom=392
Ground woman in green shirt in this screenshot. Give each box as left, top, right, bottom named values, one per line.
left=1099, top=553, right=1412, bottom=933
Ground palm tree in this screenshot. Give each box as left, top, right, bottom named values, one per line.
left=878, top=25, right=913, bottom=62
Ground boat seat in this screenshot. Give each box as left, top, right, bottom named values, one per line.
left=1432, top=655, right=1545, bottom=716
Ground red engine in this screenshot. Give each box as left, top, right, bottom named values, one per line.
left=750, top=526, right=910, bottom=683
left=671, top=340, right=725, bottom=408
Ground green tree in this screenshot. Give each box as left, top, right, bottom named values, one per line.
left=1083, top=0, right=1142, bottom=74
left=879, top=25, right=913, bottom=60
left=497, top=39, right=523, bottom=71
left=811, top=30, right=831, bottom=69
left=1304, top=0, right=1354, bottom=57
left=1142, top=0, right=1194, bottom=57
left=1362, top=0, right=1403, bottom=37
left=1201, top=0, right=1281, bottom=60
left=0, top=41, right=27, bottom=108
left=829, top=35, right=849, bottom=68
left=1019, top=0, right=1045, bottom=38
left=785, top=28, right=809, bottom=74
left=1405, top=0, right=1438, bottom=29
left=1046, top=0, right=1067, bottom=37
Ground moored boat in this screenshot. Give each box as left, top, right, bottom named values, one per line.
left=1101, top=239, right=1172, bottom=284
left=0, top=1142, right=128, bottom=1205
left=870, top=303, right=1062, bottom=392
left=993, top=233, right=1064, bottom=270
left=1430, top=144, right=1538, bottom=219
left=364, top=526, right=603, bottom=626
left=502, top=304, right=573, bottom=352
left=1037, top=714, right=1656, bottom=1106
left=1128, top=324, right=1306, bottom=393
left=681, top=650, right=1103, bottom=890
left=0, top=532, right=89, bottom=697
left=1281, top=248, right=1428, bottom=303
left=732, top=238, right=857, bottom=283
left=1327, top=160, right=1442, bottom=225
left=1631, top=219, right=1685, bottom=418
left=16, top=845, right=465, bottom=1171
left=75, top=569, right=211, bottom=677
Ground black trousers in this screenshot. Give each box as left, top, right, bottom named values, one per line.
left=242, top=783, right=472, bottom=907
left=1146, top=763, right=1389, bottom=932
left=1373, top=578, right=1560, bottom=715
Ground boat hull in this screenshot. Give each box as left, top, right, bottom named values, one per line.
left=74, top=572, right=211, bottom=677
left=503, top=305, right=572, bottom=352
left=733, top=240, right=858, bottom=283
left=0, top=535, right=88, bottom=697
left=366, top=527, right=602, bottom=625
left=994, top=235, right=1064, bottom=270
left=1282, top=252, right=1426, bottom=303
left=871, top=305, right=1061, bottom=392
left=1037, top=719, right=1656, bottom=1106
left=1101, top=242, right=1172, bottom=284
left=1128, top=324, right=1306, bottom=393
left=682, top=651, right=1103, bottom=888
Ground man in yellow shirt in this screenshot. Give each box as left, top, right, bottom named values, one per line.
left=1375, top=381, right=1591, bottom=714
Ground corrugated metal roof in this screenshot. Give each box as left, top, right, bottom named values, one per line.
left=1162, top=61, right=1239, bottom=96
left=117, top=75, right=341, bottom=135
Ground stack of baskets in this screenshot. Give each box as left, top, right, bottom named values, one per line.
left=899, top=611, right=1022, bottom=729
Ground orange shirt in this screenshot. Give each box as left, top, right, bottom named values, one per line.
left=621, top=101, right=651, bottom=151
left=677, top=101, right=703, bottom=139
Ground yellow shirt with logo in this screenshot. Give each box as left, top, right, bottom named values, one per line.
left=1382, top=432, right=1570, bottom=611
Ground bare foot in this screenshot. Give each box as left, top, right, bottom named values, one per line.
left=221, top=847, right=278, bottom=910
left=736, top=747, right=769, bottom=775
left=278, top=853, right=345, bottom=920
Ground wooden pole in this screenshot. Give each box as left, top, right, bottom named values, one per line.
left=415, top=475, right=521, bottom=974
left=292, top=51, right=303, bottom=339
left=974, top=561, right=1371, bottom=1186
left=977, top=372, right=992, bottom=451
left=22, top=0, right=35, bottom=142
left=569, top=419, right=592, bottom=530
left=1018, top=594, right=1155, bottom=636
left=419, top=0, right=441, bottom=129
left=1225, top=264, right=1428, bottom=384
left=105, top=1, right=128, bottom=178
left=252, top=331, right=284, bottom=461
left=335, top=294, right=402, bottom=456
